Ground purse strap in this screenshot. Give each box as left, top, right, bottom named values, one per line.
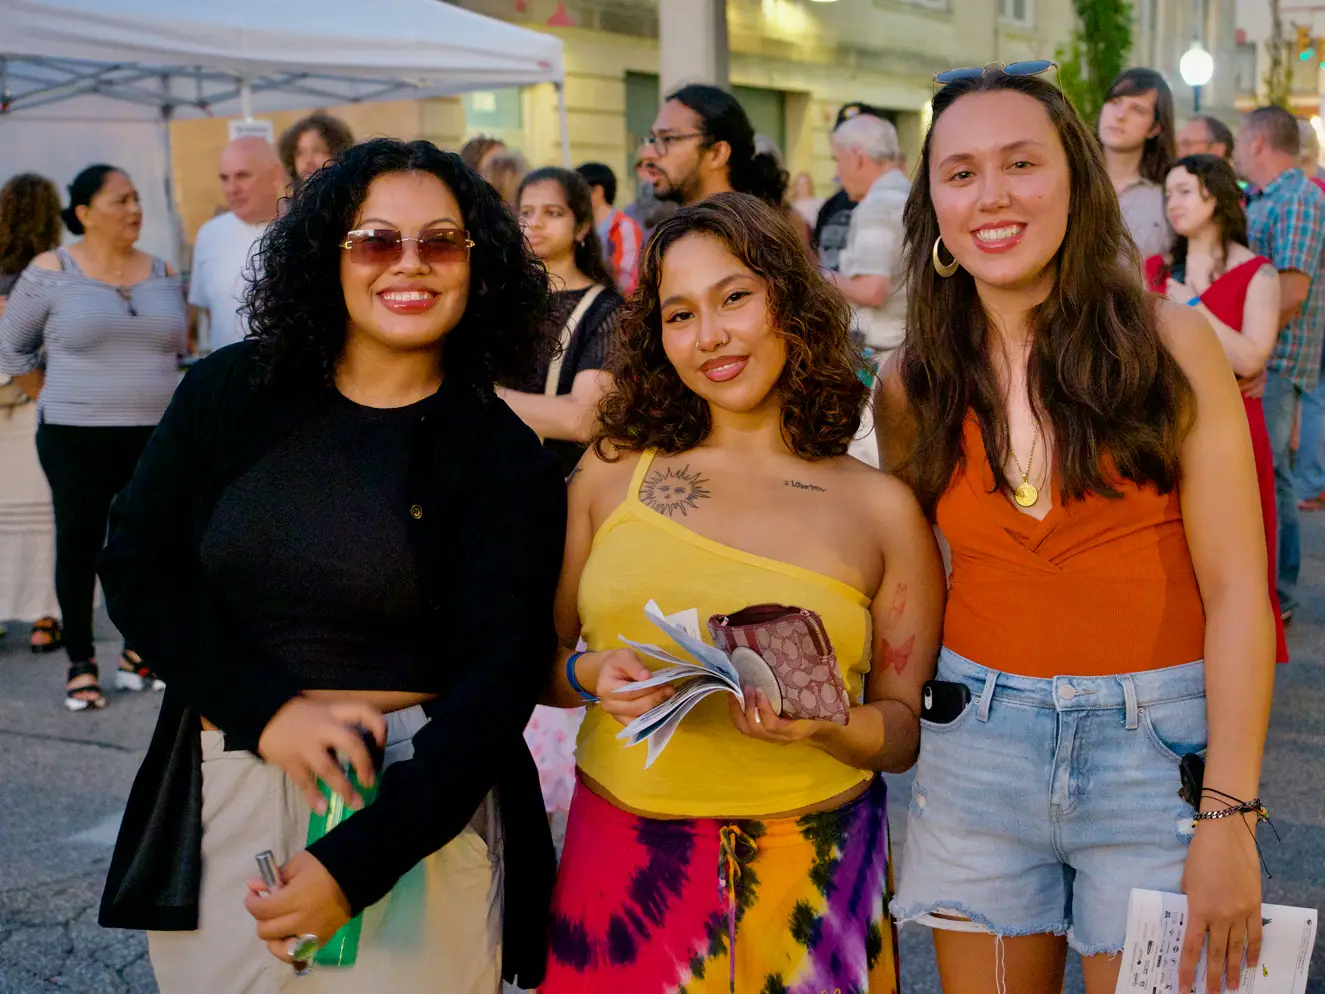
left=544, top=284, right=606, bottom=397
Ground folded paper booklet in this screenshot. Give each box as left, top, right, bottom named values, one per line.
left=1115, top=889, right=1318, bottom=994
left=615, top=600, right=849, bottom=768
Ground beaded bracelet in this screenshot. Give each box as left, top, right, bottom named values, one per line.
left=565, top=650, right=599, bottom=703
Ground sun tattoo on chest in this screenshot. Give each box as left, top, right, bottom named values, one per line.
left=640, top=465, right=712, bottom=518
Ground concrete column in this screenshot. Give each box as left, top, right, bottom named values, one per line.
left=660, top=0, right=729, bottom=97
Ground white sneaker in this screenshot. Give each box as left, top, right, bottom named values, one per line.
left=114, top=668, right=147, bottom=692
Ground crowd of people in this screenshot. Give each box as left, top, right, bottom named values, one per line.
left=0, top=59, right=1312, bottom=994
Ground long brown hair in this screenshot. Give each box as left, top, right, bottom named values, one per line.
left=897, top=70, right=1193, bottom=513
left=1167, top=153, right=1249, bottom=282
left=594, top=192, right=866, bottom=459
left=0, top=173, right=61, bottom=276
left=1104, top=68, right=1176, bottom=185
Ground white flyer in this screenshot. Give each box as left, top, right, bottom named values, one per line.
left=1115, top=889, right=1317, bottom=994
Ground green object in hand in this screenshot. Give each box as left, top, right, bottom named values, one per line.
left=305, top=733, right=382, bottom=968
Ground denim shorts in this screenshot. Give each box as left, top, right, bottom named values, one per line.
left=890, top=647, right=1207, bottom=955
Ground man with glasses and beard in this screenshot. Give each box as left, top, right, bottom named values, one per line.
left=639, top=84, right=787, bottom=210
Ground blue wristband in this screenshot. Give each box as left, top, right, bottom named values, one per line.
left=565, top=651, right=598, bottom=703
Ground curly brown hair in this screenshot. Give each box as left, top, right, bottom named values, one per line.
left=0, top=173, right=61, bottom=276
left=277, top=112, right=355, bottom=184
left=594, top=191, right=866, bottom=460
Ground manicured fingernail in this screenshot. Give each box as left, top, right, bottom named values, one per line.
left=316, top=799, right=327, bottom=815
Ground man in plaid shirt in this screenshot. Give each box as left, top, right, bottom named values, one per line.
left=1235, top=105, right=1325, bottom=623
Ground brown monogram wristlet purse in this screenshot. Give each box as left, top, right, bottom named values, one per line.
left=708, top=604, right=851, bottom=725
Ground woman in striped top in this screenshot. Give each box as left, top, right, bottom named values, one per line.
left=0, top=164, right=188, bottom=711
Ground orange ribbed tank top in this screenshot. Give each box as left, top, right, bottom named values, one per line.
left=936, top=416, right=1206, bottom=677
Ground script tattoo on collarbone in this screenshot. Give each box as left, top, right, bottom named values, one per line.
left=640, top=464, right=712, bottom=518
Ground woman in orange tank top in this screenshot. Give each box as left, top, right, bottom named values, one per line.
left=876, top=67, right=1275, bottom=994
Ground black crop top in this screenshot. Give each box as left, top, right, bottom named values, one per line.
left=199, top=391, right=434, bottom=690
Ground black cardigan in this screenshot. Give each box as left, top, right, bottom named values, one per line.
left=95, top=342, right=564, bottom=988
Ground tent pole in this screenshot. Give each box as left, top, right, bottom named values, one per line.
left=240, top=78, right=253, bottom=120
left=556, top=81, right=571, bottom=168
left=160, top=85, right=183, bottom=270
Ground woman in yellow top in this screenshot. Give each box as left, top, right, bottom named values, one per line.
left=537, top=192, right=944, bottom=994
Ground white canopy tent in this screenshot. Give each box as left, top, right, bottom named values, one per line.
left=0, top=0, right=569, bottom=259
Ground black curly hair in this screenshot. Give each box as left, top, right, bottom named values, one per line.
left=246, top=137, right=551, bottom=391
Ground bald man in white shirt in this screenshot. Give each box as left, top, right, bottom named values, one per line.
left=189, top=137, right=284, bottom=352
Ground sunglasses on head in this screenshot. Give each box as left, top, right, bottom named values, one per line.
left=934, top=60, right=1059, bottom=94
left=339, top=227, right=475, bottom=266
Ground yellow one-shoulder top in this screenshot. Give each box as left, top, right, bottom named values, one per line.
left=574, top=450, right=874, bottom=817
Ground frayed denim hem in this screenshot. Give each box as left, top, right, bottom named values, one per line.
left=889, top=898, right=1069, bottom=939
left=1066, top=930, right=1124, bottom=958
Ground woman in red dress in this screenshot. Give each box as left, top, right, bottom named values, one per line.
left=1146, top=153, right=1288, bottom=662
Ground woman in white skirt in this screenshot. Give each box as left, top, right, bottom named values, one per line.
left=0, top=173, right=62, bottom=648
left=95, top=139, right=564, bottom=993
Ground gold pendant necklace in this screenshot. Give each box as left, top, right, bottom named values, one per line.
left=1010, top=423, right=1040, bottom=508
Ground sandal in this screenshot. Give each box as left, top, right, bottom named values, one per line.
left=29, top=616, right=63, bottom=654
left=65, top=660, right=107, bottom=712
left=115, top=650, right=165, bottom=692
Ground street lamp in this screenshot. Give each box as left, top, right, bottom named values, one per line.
left=1179, top=39, right=1215, bottom=114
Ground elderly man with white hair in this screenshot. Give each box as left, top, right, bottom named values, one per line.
left=826, top=114, right=909, bottom=362
left=825, top=114, right=909, bottom=468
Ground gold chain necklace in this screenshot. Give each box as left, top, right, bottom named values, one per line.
left=1010, top=423, right=1040, bottom=508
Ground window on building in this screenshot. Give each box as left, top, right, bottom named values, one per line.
left=732, top=85, right=787, bottom=158
left=999, top=0, right=1033, bottom=26
left=896, top=0, right=950, bottom=10
left=1232, top=43, right=1257, bottom=96
left=462, top=88, right=522, bottom=132
left=625, top=72, right=662, bottom=160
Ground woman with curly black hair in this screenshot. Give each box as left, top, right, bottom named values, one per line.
left=95, top=138, right=565, bottom=993
left=534, top=192, right=944, bottom=994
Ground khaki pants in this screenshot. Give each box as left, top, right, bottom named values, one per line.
left=149, top=708, right=502, bottom=994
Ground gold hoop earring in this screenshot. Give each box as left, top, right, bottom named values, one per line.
left=932, top=236, right=959, bottom=278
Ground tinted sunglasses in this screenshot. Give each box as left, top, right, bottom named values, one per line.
left=339, top=227, right=475, bottom=266
left=934, top=60, right=1059, bottom=94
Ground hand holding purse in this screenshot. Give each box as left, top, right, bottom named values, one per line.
left=707, top=604, right=851, bottom=725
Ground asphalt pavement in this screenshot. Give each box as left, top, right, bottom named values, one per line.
left=2, top=515, right=1323, bottom=993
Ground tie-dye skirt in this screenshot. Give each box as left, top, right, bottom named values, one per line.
left=541, top=776, right=898, bottom=994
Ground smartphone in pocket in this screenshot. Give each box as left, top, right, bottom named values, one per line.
left=921, top=680, right=971, bottom=724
